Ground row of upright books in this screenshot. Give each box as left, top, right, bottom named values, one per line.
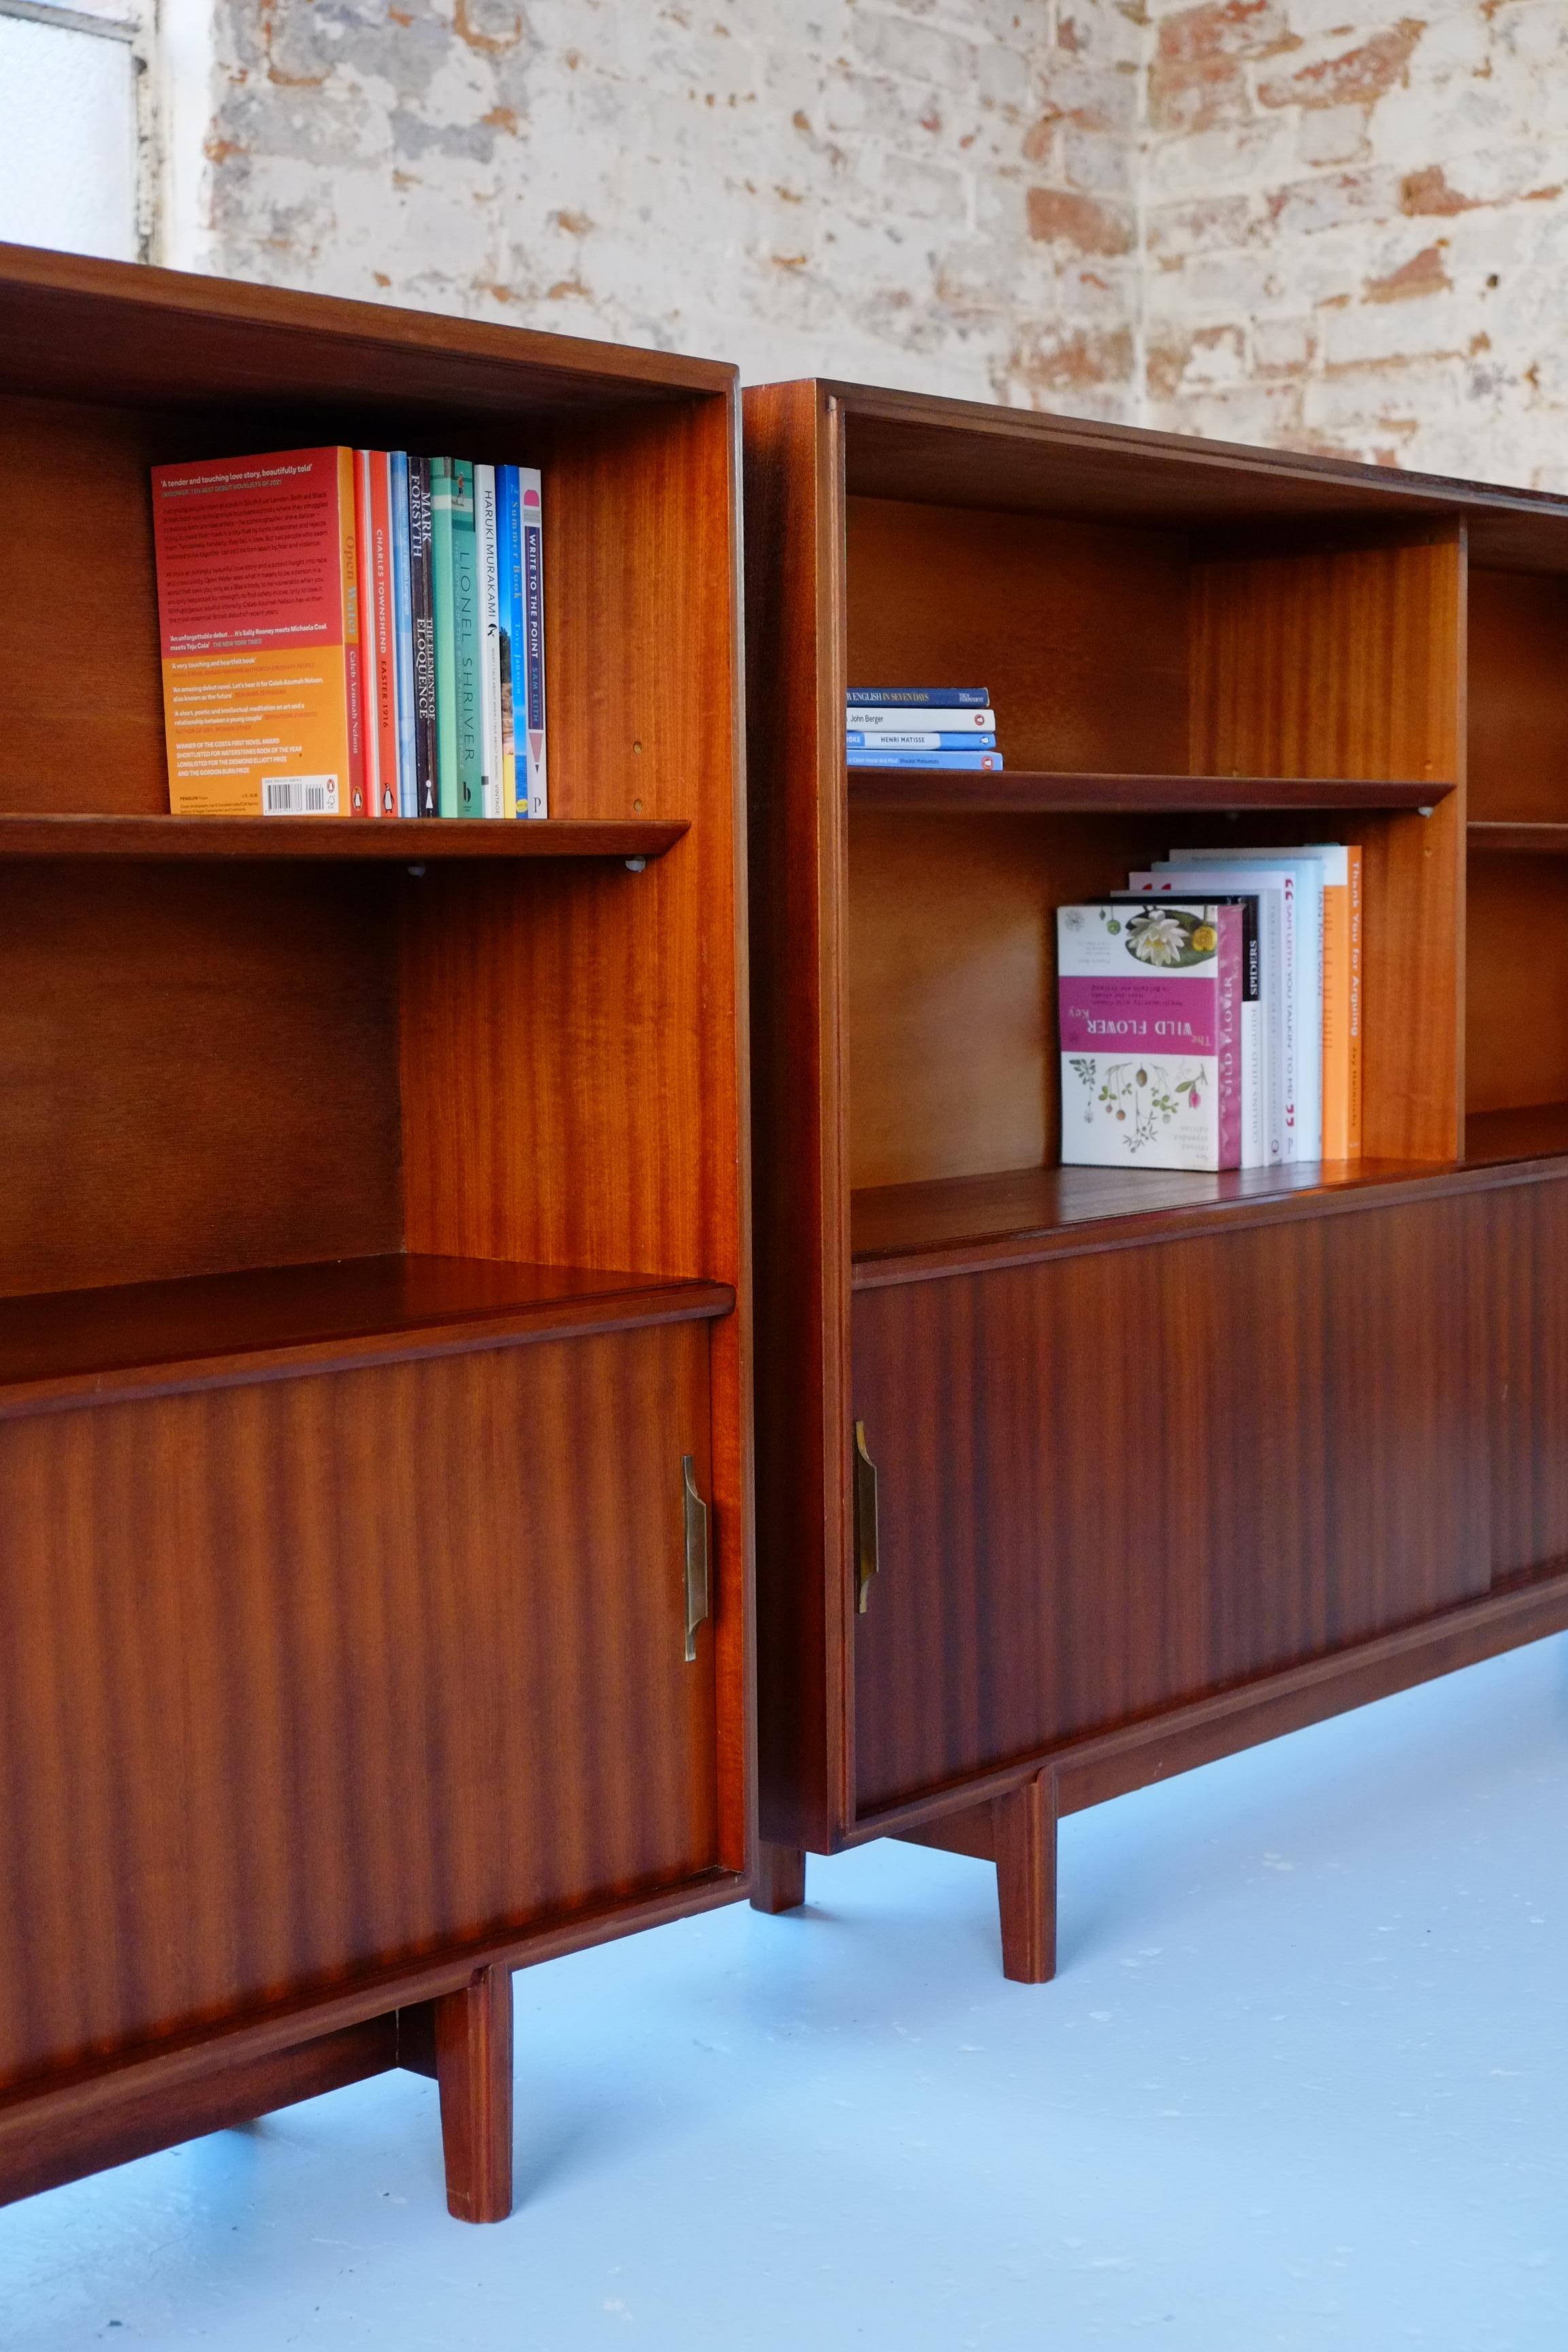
left=1058, top=844, right=1362, bottom=1173
left=845, top=686, right=1003, bottom=769
left=151, top=446, right=547, bottom=819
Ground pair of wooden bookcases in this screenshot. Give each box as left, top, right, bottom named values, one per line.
left=3, top=244, right=1567, bottom=2225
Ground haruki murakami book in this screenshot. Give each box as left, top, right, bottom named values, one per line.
left=151, top=446, right=365, bottom=817
left=1057, top=899, right=1243, bottom=1172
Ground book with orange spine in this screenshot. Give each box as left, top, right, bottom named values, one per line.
left=1296, top=843, right=1359, bottom=1160
left=152, top=445, right=365, bottom=816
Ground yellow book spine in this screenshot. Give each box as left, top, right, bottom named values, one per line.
left=1320, top=876, right=1351, bottom=1161
left=1347, top=845, right=1363, bottom=1157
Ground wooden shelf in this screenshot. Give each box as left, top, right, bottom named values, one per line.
left=850, top=1158, right=1456, bottom=1282
left=1467, top=821, right=1568, bottom=856
left=0, top=1254, right=734, bottom=1420
left=846, top=770, right=1452, bottom=815
left=0, top=813, right=689, bottom=861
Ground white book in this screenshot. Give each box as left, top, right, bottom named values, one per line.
left=474, top=463, right=504, bottom=819
left=1171, top=851, right=1326, bottom=1162
left=844, top=706, right=997, bottom=734
left=1134, top=866, right=1291, bottom=1164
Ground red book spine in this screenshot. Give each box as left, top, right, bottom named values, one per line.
left=351, top=450, right=376, bottom=815
left=370, top=453, right=399, bottom=814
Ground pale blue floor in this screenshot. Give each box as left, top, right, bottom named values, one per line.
left=4, top=1635, right=1566, bottom=2351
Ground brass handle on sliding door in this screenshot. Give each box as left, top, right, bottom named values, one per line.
left=853, top=1420, right=879, bottom=1616
left=681, top=1455, right=710, bottom=1663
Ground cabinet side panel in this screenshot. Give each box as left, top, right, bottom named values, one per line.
left=851, top=1193, right=1490, bottom=1813
left=743, top=382, right=851, bottom=1849
left=399, top=394, right=751, bottom=1867
left=0, top=395, right=167, bottom=815
left=0, top=1324, right=717, bottom=2087
left=1190, top=534, right=1466, bottom=1161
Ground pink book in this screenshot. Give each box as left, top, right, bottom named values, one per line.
left=1057, top=900, right=1242, bottom=1171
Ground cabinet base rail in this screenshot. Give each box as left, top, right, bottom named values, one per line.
left=753, top=1562, right=1568, bottom=1980
left=0, top=1869, right=743, bottom=2220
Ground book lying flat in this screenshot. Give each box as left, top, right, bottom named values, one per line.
left=846, top=750, right=1004, bottom=770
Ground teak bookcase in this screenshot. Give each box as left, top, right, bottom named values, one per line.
left=0, top=246, right=750, bottom=2221
left=743, top=377, right=1568, bottom=1980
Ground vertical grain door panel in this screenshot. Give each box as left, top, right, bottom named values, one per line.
left=0, top=1322, right=717, bottom=2088
left=1484, top=1174, right=1568, bottom=1581
left=852, top=1196, right=1490, bottom=1814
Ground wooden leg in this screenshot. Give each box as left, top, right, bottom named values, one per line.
left=431, top=1962, right=514, bottom=2223
left=992, top=1771, right=1058, bottom=1984
left=751, top=1840, right=808, bottom=1913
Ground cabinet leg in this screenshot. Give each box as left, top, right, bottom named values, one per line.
left=751, top=1841, right=808, bottom=1913
left=432, top=1961, right=514, bottom=2223
left=993, top=1771, right=1058, bottom=1984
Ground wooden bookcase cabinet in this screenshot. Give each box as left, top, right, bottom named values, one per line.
left=743, top=378, right=1568, bottom=1978
left=0, top=246, right=751, bottom=2221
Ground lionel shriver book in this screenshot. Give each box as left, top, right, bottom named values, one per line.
left=151, top=446, right=365, bottom=817
left=1058, top=899, right=1242, bottom=1172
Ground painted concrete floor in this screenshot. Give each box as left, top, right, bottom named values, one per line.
left=3, top=1635, right=1565, bottom=2351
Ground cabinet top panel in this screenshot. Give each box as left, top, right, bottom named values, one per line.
left=0, top=244, right=736, bottom=419
left=751, top=378, right=1568, bottom=572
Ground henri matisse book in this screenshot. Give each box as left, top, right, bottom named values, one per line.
left=1058, top=900, right=1242, bottom=1172
left=151, top=446, right=365, bottom=817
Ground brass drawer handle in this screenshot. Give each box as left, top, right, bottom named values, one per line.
left=853, top=1420, right=879, bottom=1615
left=682, top=1454, right=710, bottom=1663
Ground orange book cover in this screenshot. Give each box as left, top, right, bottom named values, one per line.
left=1347, top=843, right=1363, bottom=1156
left=151, top=445, right=366, bottom=817
left=1313, top=845, right=1354, bottom=1160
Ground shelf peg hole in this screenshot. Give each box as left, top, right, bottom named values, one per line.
left=625, top=856, right=647, bottom=873
left=407, top=863, right=427, bottom=877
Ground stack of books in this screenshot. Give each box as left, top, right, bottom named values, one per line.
left=1058, top=842, right=1362, bottom=1173
left=845, top=687, right=1003, bottom=770
left=150, top=446, right=547, bottom=820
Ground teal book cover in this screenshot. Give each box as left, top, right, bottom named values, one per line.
left=430, top=457, right=460, bottom=817
left=452, top=459, right=481, bottom=817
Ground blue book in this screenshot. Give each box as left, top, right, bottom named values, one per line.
left=496, top=464, right=521, bottom=819
left=847, top=687, right=989, bottom=707
left=390, top=453, right=418, bottom=818
left=846, top=750, right=1005, bottom=770
left=846, top=730, right=997, bottom=751
left=518, top=466, right=547, bottom=817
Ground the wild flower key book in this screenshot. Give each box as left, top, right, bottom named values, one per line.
left=1058, top=900, right=1243, bottom=1171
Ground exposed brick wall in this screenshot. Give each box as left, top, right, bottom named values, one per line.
left=1142, top=0, right=1568, bottom=486
left=189, top=0, right=1143, bottom=417
left=180, top=0, right=1568, bottom=480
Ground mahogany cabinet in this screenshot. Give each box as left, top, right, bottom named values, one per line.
left=0, top=247, right=751, bottom=2220
left=742, top=376, right=1568, bottom=1978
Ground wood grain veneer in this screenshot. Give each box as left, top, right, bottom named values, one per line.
left=0, top=814, right=689, bottom=860
left=746, top=372, right=1568, bottom=1984
left=0, top=1322, right=717, bottom=2090
left=847, top=773, right=1448, bottom=813
left=850, top=1189, right=1490, bottom=1812
left=0, top=248, right=751, bottom=2223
